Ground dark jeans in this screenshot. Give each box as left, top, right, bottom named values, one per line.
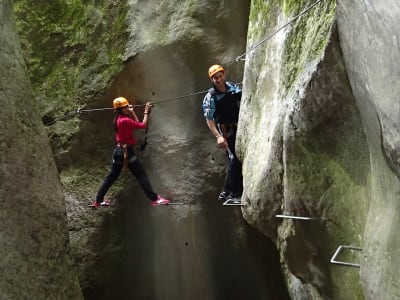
left=223, top=129, right=243, bottom=197
left=96, top=146, right=158, bottom=203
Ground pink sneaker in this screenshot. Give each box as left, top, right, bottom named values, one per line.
left=89, top=199, right=110, bottom=208
left=152, top=195, right=170, bottom=206
left=100, top=199, right=111, bottom=206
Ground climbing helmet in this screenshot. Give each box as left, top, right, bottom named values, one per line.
left=113, top=97, right=130, bottom=109
left=208, top=64, right=224, bottom=79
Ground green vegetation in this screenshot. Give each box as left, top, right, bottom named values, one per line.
left=286, top=134, right=367, bottom=299
left=248, top=0, right=336, bottom=94
left=14, top=0, right=129, bottom=138
left=248, top=0, right=280, bottom=41
left=281, top=0, right=336, bottom=92
left=61, top=164, right=128, bottom=202
left=246, top=0, right=366, bottom=297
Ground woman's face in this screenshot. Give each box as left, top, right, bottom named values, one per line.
left=121, top=106, right=130, bottom=115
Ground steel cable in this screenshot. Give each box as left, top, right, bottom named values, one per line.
left=235, top=0, right=324, bottom=62
left=44, top=0, right=324, bottom=126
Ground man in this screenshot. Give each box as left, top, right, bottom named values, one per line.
left=202, top=64, right=243, bottom=201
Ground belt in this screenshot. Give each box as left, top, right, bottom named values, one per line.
left=116, top=143, right=133, bottom=170
left=116, top=143, right=133, bottom=148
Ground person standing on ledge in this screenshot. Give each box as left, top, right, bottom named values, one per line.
left=91, top=96, right=170, bottom=208
left=202, top=64, right=243, bottom=201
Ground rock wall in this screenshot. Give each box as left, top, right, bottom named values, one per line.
left=336, top=1, right=400, bottom=299
left=13, top=0, right=130, bottom=163
left=99, top=0, right=252, bottom=202
left=237, top=0, right=400, bottom=299
left=13, top=0, right=251, bottom=290
left=0, top=1, right=82, bottom=299
left=11, top=0, right=400, bottom=298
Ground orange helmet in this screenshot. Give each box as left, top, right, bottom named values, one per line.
left=113, top=97, right=130, bottom=109
left=208, top=64, right=224, bottom=79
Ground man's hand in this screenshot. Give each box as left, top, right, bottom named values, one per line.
left=216, top=135, right=227, bottom=149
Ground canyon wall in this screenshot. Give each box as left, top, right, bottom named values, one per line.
left=0, top=1, right=82, bottom=298
left=237, top=0, right=400, bottom=299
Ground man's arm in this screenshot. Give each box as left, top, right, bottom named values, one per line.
left=206, top=119, right=227, bottom=149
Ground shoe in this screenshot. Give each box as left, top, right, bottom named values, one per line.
left=100, top=199, right=110, bottom=206
left=89, top=199, right=110, bottom=208
left=218, top=191, right=230, bottom=201
left=227, top=194, right=242, bottom=201
left=152, top=195, right=170, bottom=206
left=226, top=194, right=242, bottom=204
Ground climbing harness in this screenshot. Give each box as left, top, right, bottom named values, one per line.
left=235, top=0, right=325, bottom=62
left=217, top=123, right=235, bottom=161
left=140, top=107, right=151, bottom=151
left=140, top=121, right=149, bottom=151
left=116, top=143, right=135, bottom=171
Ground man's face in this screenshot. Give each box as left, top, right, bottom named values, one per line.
left=211, top=71, right=226, bottom=89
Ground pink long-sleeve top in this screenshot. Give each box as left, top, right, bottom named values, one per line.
left=115, top=114, right=146, bottom=145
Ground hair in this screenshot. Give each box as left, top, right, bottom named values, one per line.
left=112, top=109, right=123, bottom=132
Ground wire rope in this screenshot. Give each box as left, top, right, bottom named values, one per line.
left=235, top=0, right=324, bottom=62
left=44, top=0, right=324, bottom=126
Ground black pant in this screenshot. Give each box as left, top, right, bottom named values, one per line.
left=223, top=128, right=243, bottom=197
left=96, top=146, right=158, bottom=203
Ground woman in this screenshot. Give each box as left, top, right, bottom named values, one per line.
left=91, top=96, right=170, bottom=208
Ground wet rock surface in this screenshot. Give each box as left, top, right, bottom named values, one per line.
left=83, top=187, right=290, bottom=300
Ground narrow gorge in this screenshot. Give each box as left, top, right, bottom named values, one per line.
left=1, top=0, right=399, bottom=299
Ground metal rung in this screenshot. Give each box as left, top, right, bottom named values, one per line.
left=275, top=214, right=326, bottom=220
left=330, top=245, right=362, bottom=268
left=223, top=199, right=243, bottom=206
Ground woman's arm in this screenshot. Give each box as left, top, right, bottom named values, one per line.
left=128, top=104, right=139, bottom=121
left=142, top=102, right=152, bottom=126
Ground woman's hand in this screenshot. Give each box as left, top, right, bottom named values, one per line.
left=144, top=102, right=152, bottom=114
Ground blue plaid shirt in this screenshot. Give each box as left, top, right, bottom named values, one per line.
left=202, top=81, right=242, bottom=120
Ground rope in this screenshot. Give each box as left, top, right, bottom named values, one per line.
left=72, top=82, right=242, bottom=115
left=44, top=0, right=324, bottom=125
left=43, top=89, right=212, bottom=126
left=137, top=89, right=210, bottom=106
left=77, top=107, right=114, bottom=113
left=235, top=0, right=324, bottom=62
left=44, top=111, right=79, bottom=126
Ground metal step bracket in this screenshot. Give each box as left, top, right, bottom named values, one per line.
left=223, top=198, right=243, bottom=206
left=330, top=245, right=362, bottom=268
left=275, top=214, right=326, bottom=221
